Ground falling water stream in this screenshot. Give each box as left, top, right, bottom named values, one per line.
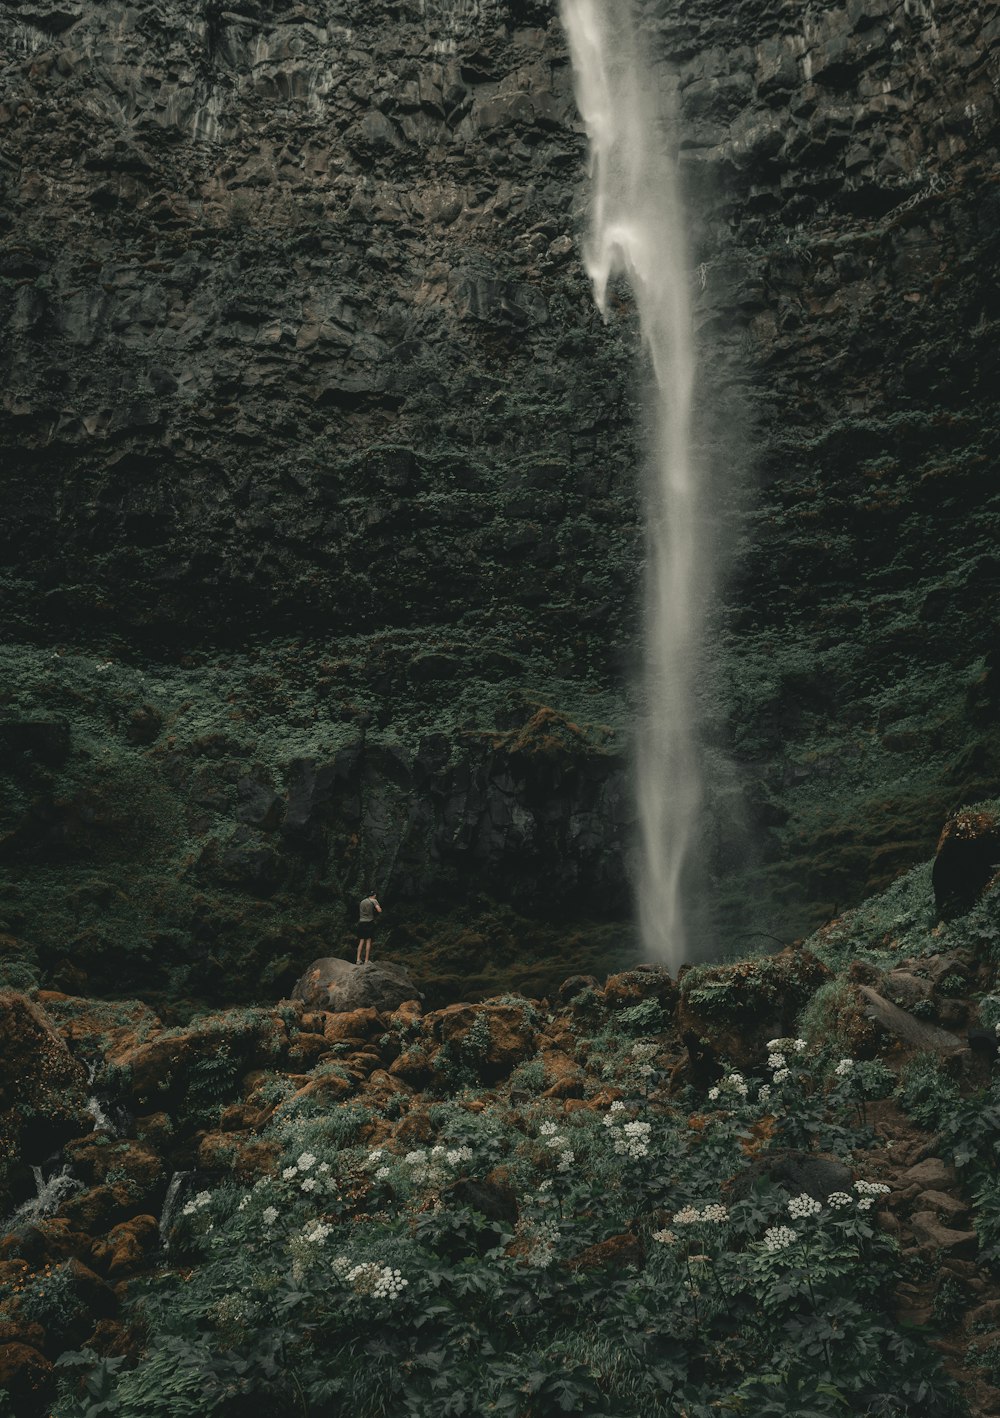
left=561, top=0, right=709, bottom=970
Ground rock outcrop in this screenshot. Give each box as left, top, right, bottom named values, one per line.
left=291, top=956, right=422, bottom=1013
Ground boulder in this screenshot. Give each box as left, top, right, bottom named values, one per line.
left=63, top=1138, right=163, bottom=1199
left=729, top=1149, right=852, bottom=1204
left=556, top=974, right=600, bottom=1006
left=107, top=1007, right=291, bottom=1104
left=773, top=1151, right=853, bottom=1203
left=604, top=965, right=677, bottom=1013
left=424, top=1001, right=537, bottom=1083
left=292, top=958, right=423, bottom=1013
left=0, top=1342, right=52, bottom=1410
left=285, top=1032, right=332, bottom=1068
left=910, top=1210, right=978, bottom=1258
left=856, top=986, right=964, bottom=1054
left=0, top=991, right=89, bottom=1212
left=881, top=971, right=933, bottom=1010
left=899, top=1157, right=958, bottom=1191
left=323, top=1007, right=383, bottom=1043
left=42, top=995, right=162, bottom=1057
left=568, top=1232, right=645, bottom=1272
left=678, top=949, right=831, bottom=1071
left=539, top=1048, right=586, bottom=1100
left=914, top=1190, right=968, bottom=1224
left=92, top=1215, right=159, bottom=1277
left=932, top=809, right=1000, bottom=919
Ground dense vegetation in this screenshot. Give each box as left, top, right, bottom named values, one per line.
left=0, top=811, right=994, bottom=1417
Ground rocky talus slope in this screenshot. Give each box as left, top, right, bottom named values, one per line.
left=0, top=0, right=998, bottom=983
left=2, top=816, right=1000, bottom=1413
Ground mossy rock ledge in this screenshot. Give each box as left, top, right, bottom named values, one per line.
left=677, top=948, right=832, bottom=1070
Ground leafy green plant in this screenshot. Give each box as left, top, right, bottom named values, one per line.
left=615, top=998, right=667, bottom=1035
left=13, top=1262, right=89, bottom=1344
left=508, top=1058, right=546, bottom=1093
left=932, top=1272, right=968, bottom=1328
left=53, top=1061, right=963, bottom=1418
left=895, top=1053, right=960, bottom=1132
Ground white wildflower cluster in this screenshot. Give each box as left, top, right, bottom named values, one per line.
left=767, top=1037, right=806, bottom=1053
left=346, top=1262, right=408, bottom=1299
left=280, top=1151, right=337, bottom=1196
left=758, top=1084, right=772, bottom=1103
left=763, top=1225, right=797, bottom=1252
left=632, top=1044, right=658, bottom=1079
left=787, top=1193, right=822, bottom=1220
left=651, top=1228, right=677, bottom=1245
left=672, top=1207, right=700, bottom=1225
left=854, top=1179, right=890, bottom=1210
left=213, top=1293, right=253, bottom=1330
left=373, top=1267, right=408, bottom=1299
left=617, top=1120, right=651, bottom=1159
left=827, top=1191, right=853, bottom=1209
left=602, top=1104, right=651, bottom=1159
left=182, top=1190, right=212, bottom=1218
left=541, top=1124, right=576, bottom=1172
left=708, top=1072, right=749, bottom=1104
left=262, top=1205, right=279, bottom=1226
left=303, top=1219, right=333, bottom=1245
left=834, top=1058, right=855, bottom=1076
left=772, top=1068, right=791, bottom=1084
left=366, top=1144, right=474, bottom=1189
left=516, top=1218, right=560, bottom=1268
left=767, top=1052, right=786, bottom=1071
left=404, top=1148, right=448, bottom=1186
left=672, top=1203, right=729, bottom=1226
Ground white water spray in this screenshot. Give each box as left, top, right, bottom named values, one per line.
left=561, top=0, right=707, bottom=969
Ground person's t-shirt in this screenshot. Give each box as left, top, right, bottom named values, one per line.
left=359, top=897, right=377, bottom=922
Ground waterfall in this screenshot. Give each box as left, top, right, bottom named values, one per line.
left=85, top=1060, right=130, bottom=1138
left=159, top=1170, right=192, bottom=1248
left=561, top=0, right=708, bottom=970
left=2, top=1163, right=82, bottom=1232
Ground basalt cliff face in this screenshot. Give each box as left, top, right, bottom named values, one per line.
left=0, top=0, right=998, bottom=999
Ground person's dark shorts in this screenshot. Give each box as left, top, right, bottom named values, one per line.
left=357, top=918, right=379, bottom=937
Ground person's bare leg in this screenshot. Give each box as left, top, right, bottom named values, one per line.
left=364, top=938, right=372, bottom=963
left=356, top=938, right=364, bottom=965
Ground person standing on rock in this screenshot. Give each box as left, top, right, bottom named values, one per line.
left=356, top=891, right=382, bottom=965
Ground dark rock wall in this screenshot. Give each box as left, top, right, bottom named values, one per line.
left=665, top=0, right=1000, bottom=924
left=0, top=0, right=997, bottom=993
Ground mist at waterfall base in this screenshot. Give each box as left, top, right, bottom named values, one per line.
left=561, top=0, right=722, bottom=972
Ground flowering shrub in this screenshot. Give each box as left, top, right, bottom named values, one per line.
left=50, top=1058, right=967, bottom=1418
